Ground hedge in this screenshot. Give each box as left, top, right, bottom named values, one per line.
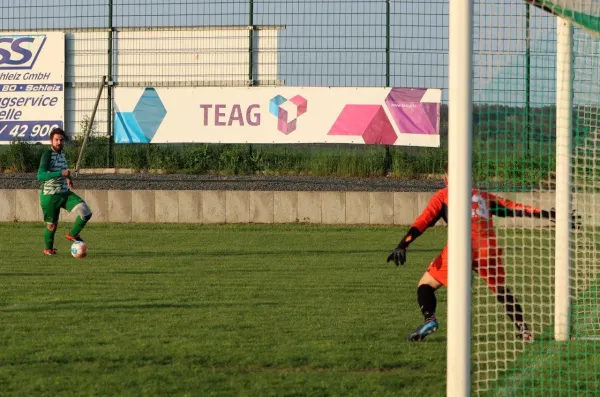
left=0, top=139, right=554, bottom=187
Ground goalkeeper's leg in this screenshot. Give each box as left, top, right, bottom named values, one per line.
left=495, top=286, right=532, bottom=342
left=407, top=248, right=445, bottom=342
left=475, top=247, right=533, bottom=342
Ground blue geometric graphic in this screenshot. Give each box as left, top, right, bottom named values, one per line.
left=269, top=95, right=287, bottom=117
left=115, top=88, right=167, bottom=144
left=115, top=112, right=147, bottom=143
left=134, top=88, right=167, bottom=139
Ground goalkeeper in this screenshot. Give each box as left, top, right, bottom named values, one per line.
left=387, top=163, right=578, bottom=342
left=38, top=127, right=93, bottom=255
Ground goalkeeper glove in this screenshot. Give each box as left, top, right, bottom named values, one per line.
left=387, top=227, right=422, bottom=266
left=387, top=247, right=407, bottom=266
left=545, top=208, right=582, bottom=230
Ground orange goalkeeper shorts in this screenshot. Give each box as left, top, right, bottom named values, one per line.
left=427, top=245, right=505, bottom=293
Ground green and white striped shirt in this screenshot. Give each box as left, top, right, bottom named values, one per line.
left=37, top=149, right=68, bottom=195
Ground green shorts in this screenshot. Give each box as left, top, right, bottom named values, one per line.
left=40, top=191, right=84, bottom=224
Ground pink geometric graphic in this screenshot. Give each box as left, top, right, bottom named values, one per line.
left=270, top=94, right=308, bottom=134
left=328, top=105, right=398, bottom=145
left=384, top=88, right=440, bottom=135
left=290, top=95, right=308, bottom=117
left=421, top=102, right=440, bottom=134
left=278, top=111, right=296, bottom=134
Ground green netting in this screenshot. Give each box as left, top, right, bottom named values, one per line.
left=526, top=0, right=600, bottom=35
left=473, top=0, right=600, bottom=396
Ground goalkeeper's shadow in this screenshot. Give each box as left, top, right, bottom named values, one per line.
left=100, top=248, right=442, bottom=258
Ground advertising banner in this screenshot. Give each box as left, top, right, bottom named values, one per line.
left=115, top=87, right=441, bottom=147
left=0, top=32, right=65, bottom=143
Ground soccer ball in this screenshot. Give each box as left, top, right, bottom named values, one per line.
left=70, top=241, right=88, bottom=259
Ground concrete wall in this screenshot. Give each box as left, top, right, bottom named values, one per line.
left=0, top=189, right=584, bottom=228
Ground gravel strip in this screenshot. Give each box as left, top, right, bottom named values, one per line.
left=0, top=173, right=445, bottom=192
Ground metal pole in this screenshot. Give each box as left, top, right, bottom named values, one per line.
left=385, top=0, right=392, bottom=173
left=248, top=0, right=255, bottom=158
left=75, top=76, right=107, bottom=175
left=248, top=0, right=254, bottom=85
left=525, top=3, right=531, bottom=152
left=107, top=0, right=114, bottom=167
left=385, top=0, right=390, bottom=87
left=447, top=0, right=473, bottom=395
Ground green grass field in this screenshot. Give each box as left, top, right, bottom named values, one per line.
left=0, top=223, right=449, bottom=397
left=1, top=223, right=599, bottom=396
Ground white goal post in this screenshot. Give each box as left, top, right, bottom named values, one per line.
left=447, top=0, right=473, bottom=396
left=554, top=16, right=573, bottom=343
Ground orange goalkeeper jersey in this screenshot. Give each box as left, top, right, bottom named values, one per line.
left=411, top=187, right=543, bottom=244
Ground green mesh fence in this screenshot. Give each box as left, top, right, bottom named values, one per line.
left=1, top=1, right=578, bottom=182
left=472, top=1, right=600, bottom=396
left=0, top=0, right=568, bottom=181
left=0, top=0, right=452, bottom=176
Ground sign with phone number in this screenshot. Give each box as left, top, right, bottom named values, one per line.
left=0, top=121, right=63, bottom=141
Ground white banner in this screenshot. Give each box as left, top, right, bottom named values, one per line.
left=0, top=32, right=65, bottom=143
left=114, top=87, right=441, bottom=147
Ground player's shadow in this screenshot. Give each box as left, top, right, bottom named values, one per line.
left=100, top=248, right=441, bottom=258
left=402, top=335, right=447, bottom=344
left=111, top=270, right=173, bottom=275
left=0, top=272, right=59, bottom=277
left=0, top=300, right=245, bottom=313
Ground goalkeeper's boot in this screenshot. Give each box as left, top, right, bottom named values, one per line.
left=43, top=248, right=57, bottom=256
left=407, top=316, right=439, bottom=342
left=517, top=324, right=534, bottom=343
left=66, top=233, right=84, bottom=242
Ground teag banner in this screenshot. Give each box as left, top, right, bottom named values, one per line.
left=114, top=86, right=441, bottom=147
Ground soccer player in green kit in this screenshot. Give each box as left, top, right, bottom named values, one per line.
left=38, top=127, right=93, bottom=255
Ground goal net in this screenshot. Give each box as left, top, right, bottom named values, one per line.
left=470, top=0, right=600, bottom=395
